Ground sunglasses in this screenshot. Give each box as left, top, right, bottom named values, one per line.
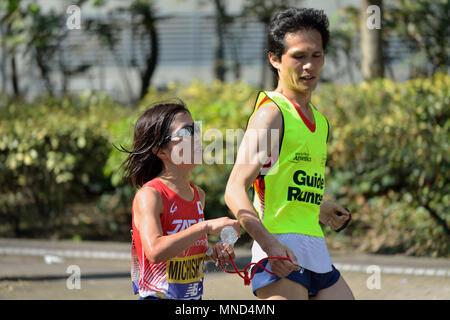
left=164, top=124, right=197, bottom=143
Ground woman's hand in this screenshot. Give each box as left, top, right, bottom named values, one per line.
left=319, top=201, right=351, bottom=231
left=204, top=217, right=240, bottom=237
left=207, top=242, right=235, bottom=265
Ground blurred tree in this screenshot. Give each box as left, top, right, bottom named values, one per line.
left=326, top=6, right=360, bottom=83
left=241, top=0, right=303, bottom=88
left=213, top=0, right=226, bottom=81
left=211, top=0, right=242, bottom=81
left=360, top=0, right=384, bottom=80
left=384, top=0, right=449, bottom=77
left=0, top=22, right=5, bottom=94
left=90, top=0, right=163, bottom=102
left=125, top=0, right=161, bottom=100
left=85, top=12, right=134, bottom=102
left=27, top=4, right=61, bottom=96
left=0, top=0, right=26, bottom=97
left=0, top=0, right=91, bottom=97
left=28, top=1, right=92, bottom=96
left=195, top=0, right=239, bottom=81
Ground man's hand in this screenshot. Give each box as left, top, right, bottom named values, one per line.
left=319, top=201, right=351, bottom=231
left=265, top=240, right=301, bottom=278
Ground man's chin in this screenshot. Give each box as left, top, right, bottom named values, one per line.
left=294, top=84, right=315, bottom=94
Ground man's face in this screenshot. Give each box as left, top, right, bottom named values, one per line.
left=271, top=29, right=324, bottom=94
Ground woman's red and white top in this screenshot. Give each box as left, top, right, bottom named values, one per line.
left=131, top=178, right=208, bottom=299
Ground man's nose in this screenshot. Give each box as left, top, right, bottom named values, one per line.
left=303, top=60, right=312, bottom=70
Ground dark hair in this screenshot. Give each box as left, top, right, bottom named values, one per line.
left=115, top=99, right=190, bottom=188
left=267, top=8, right=330, bottom=77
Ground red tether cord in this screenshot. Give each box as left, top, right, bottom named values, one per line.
left=217, top=253, right=293, bottom=286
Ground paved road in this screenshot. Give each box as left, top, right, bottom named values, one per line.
left=0, top=238, right=449, bottom=300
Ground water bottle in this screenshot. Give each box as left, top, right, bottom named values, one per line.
left=206, top=226, right=238, bottom=257
left=220, top=226, right=238, bottom=246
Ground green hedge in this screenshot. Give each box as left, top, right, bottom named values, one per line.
left=1, top=75, right=448, bottom=256
left=315, top=73, right=449, bottom=256
left=0, top=92, right=128, bottom=237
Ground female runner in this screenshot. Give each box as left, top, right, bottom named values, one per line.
left=118, top=99, right=240, bottom=300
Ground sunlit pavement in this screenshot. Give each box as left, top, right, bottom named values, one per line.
left=0, top=238, right=449, bottom=300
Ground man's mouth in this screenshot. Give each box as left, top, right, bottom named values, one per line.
left=300, top=75, right=315, bottom=81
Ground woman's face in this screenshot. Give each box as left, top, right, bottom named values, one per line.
left=270, top=29, right=324, bottom=94
left=163, top=111, right=202, bottom=167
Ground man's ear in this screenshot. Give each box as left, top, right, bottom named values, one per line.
left=268, top=53, right=281, bottom=72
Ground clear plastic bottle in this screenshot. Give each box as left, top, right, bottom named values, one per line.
left=220, top=226, right=238, bottom=246
left=206, top=226, right=238, bottom=257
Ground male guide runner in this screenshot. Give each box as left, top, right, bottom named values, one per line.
left=225, top=8, right=354, bottom=300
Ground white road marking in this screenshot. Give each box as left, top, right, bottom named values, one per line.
left=333, top=263, right=450, bottom=278
left=1, top=246, right=449, bottom=278
left=0, top=247, right=129, bottom=261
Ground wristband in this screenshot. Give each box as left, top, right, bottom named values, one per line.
left=335, top=208, right=351, bottom=232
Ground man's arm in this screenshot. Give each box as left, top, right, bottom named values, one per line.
left=319, top=200, right=351, bottom=231
left=225, top=102, right=300, bottom=277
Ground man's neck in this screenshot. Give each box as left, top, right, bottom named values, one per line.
left=275, top=85, right=312, bottom=110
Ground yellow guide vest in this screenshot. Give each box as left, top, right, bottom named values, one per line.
left=250, top=91, right=329, bottom=238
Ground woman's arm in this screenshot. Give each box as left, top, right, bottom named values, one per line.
left=197, top=185, right=237, bottom=264
left=134, top=187, right=239, bottom=264
left=133, top=187, right=206, bottom=264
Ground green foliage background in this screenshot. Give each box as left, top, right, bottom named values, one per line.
left=315, top=73, right=449, bottom=257
left=0, top=75, right=448, bottom=256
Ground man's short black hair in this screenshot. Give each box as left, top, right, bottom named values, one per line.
left=267, top=8, right=330, bottom=76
